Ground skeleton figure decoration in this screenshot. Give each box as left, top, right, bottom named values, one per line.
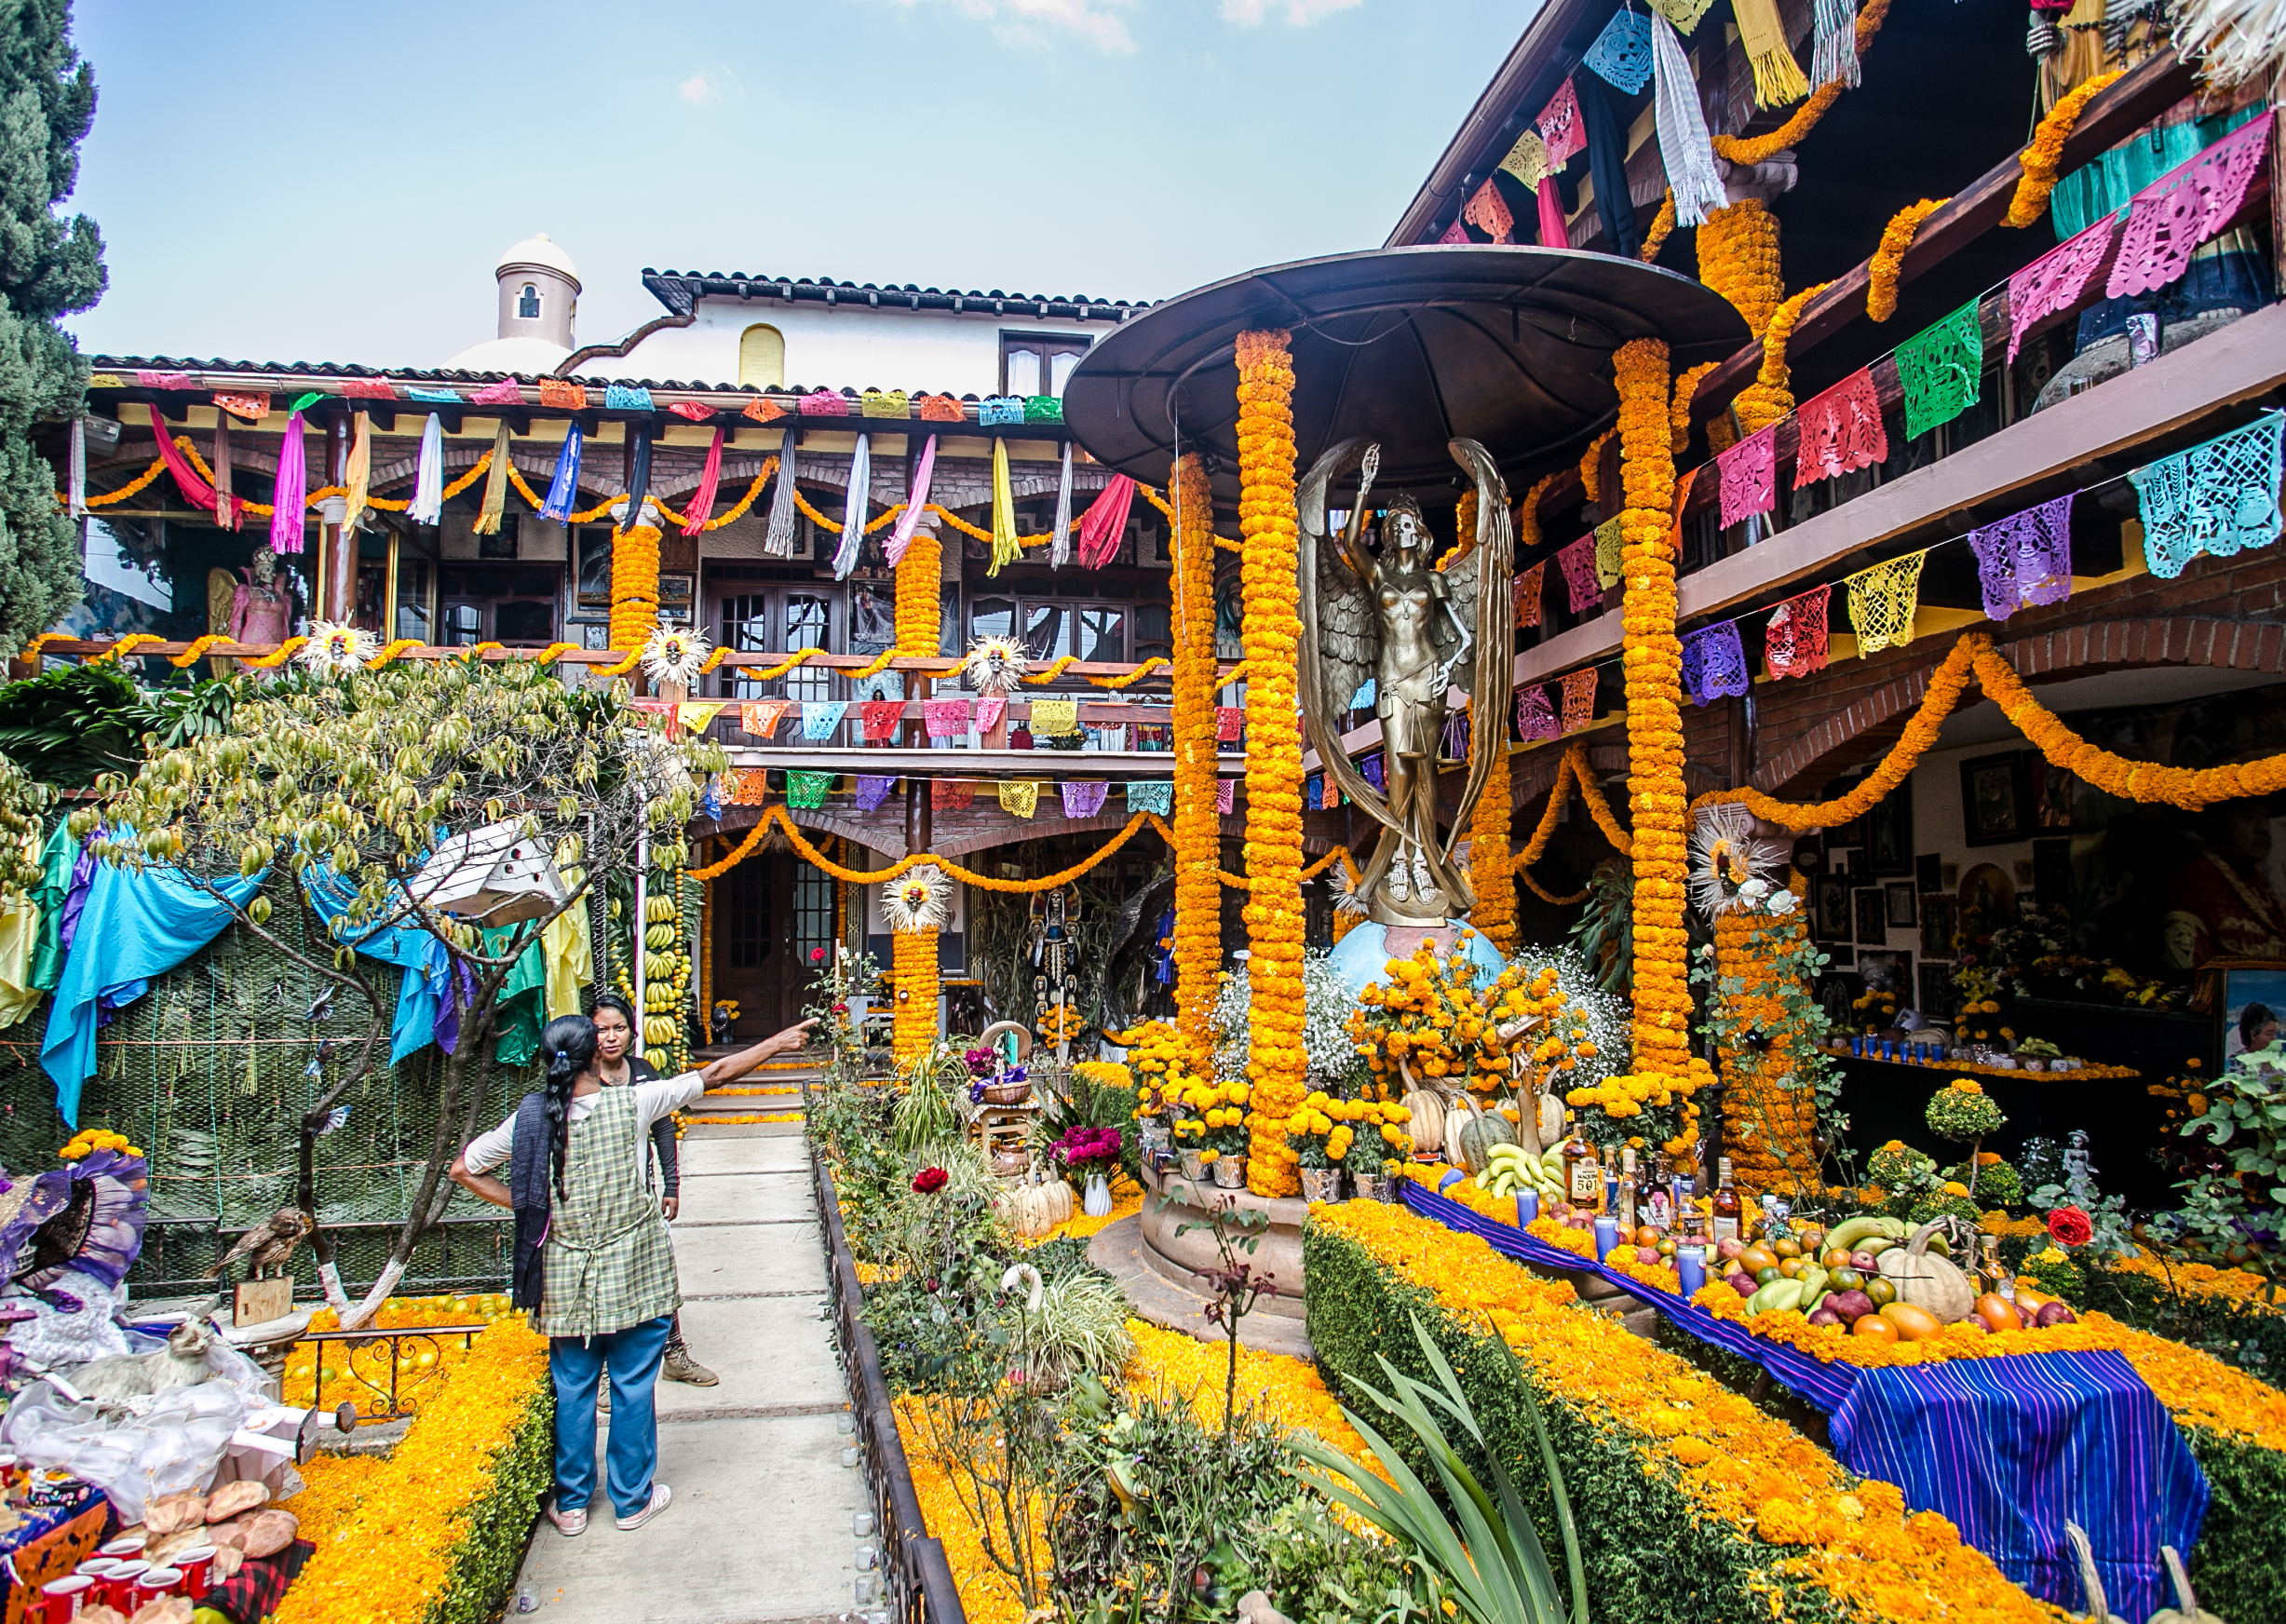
left=1298, top=438, right=1516, bottom=927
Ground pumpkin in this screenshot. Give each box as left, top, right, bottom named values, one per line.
left=1401, top=1089, right=1446, bottom=1156
left=1874, top=1223, right=1978, bottom=1324
left=2151, top=1544, right=2220, bottom=1624
left=1458, top=1108, right=1516, bottom=1172
left=1444, top=1097, right=1490, bottom=1173
left=1536, top=1089, right=1563, bottom=1151
left=995, top=1179, right=1074, bottom=1239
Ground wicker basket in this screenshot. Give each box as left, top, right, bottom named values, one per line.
left=979, top=1080, right=1034, bottom=1106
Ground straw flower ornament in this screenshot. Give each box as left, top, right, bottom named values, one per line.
left=962, top=633, right=1029, bottom=697
left=884, top=863, right=954, bottom=933
left=640, top=625, right=711, bottom=690
left=295, top=621, right=378, bottom=678
left=1688, top=802, right=1792, bottom=918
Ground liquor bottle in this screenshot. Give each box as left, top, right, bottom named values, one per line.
left=1644, top=1171, right=1674, bottom=1234
left=1710, top=1157, right=1741, bottom=1245
left=1669, top=1149, right=1698, bottom=1218
left=1561, top=1119, right=1603, bottom=1212
left=1617, top=1146, right=1642, bottom=1236
left=1979, top=1234, right=2014, bottom=1301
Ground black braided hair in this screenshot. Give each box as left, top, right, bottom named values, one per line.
left=538, top=1013, right=599, bottom=1202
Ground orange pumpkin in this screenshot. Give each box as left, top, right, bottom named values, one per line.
left=1879, top=1302, right=1945, bottom=1341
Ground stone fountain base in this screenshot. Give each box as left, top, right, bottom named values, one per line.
left=1131, top=1162, right=1310, bottom=1319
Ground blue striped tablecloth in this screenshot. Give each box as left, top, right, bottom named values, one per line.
left=1393, top=1180, right=2205, bottom=1617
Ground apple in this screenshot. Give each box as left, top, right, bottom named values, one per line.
left=1635, top=1246, right=1660, bottom=1265
left=1850, top=1250, right=1879, bottom=1272
left=2033, top=1302, right=2077, bottom=1328
left=1729, top=1274, right=1759, bottom=1297
left=1806, top=1306, right=1845, bottom=1328
left=1715, top=1237, right=1746, bottom=1263
left=1823, top=1289, right=1875, bottom=1322
left=1550, top=1202, right=1573, bottom=1221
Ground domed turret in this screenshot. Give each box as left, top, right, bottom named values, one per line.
left=448, top=232, right=581, bottom=372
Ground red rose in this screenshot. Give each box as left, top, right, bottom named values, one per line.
left=2048, top=1205, right=2092, bottom=1247
left=810, top=947, right=828, bottom=963
left=913, top=1167, right=949, bottom=1195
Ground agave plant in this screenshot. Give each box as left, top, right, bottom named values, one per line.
left=1287, top=1313, right=1587, bottom=1624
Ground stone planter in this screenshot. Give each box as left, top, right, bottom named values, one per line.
left=1138, top=1163, right=1311, bottom=1320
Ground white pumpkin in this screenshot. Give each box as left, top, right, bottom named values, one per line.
left=994, top=1179, right=1075, bottom=1239
left=1401, top=1089, right=1446, bottom=1156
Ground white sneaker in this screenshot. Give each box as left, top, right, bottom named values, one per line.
left=544, top=1498, right=588, bottom=1537
left=615, top=1483, right=673, bottom=1531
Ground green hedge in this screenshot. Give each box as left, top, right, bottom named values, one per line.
left=1304, top=1225, right=1835, bottom=1624
left=2181, top=1425, right=2286, bottom=1619
left=429, top=1374, right=554, bottom=1624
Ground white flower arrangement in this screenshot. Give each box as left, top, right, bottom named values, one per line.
left=884, top=863, right=953, bottom=933
left=294, top=621, right=377, bottom=678
left=1211, top=950, right=1365, bottom=1088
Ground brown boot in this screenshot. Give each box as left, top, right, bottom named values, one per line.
left=662, top=1342, right=718, bottom=1387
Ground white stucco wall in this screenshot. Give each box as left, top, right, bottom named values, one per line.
left=574, top=297, right=1119, bottom=397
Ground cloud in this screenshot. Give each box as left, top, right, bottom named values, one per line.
left=679, top=71, right=721, bottom=105
left=1221, top=0, right=1360, bottom=20
left=873, top=0, right=1139, bottom=53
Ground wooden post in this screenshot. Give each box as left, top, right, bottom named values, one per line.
left=320, top=413, right=351, bottom=621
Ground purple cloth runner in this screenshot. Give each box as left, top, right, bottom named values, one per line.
left=1396, top=1181, right=2205, bottom=1617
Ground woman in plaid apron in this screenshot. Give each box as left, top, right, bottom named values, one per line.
left=452, top=1010, right=813, bottom=1535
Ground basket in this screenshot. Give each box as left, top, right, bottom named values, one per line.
left=979, top=1080, right=1034, bottom=1106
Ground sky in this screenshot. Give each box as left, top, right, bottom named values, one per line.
left=61, top=1, right=1531, bottom=370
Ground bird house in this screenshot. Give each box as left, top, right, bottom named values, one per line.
left=406, top=821, right=569, bottom=926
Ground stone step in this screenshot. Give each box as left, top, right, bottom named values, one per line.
left=1087, top=1213, right=1314, bottom=1361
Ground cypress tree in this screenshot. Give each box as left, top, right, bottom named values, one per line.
left=0, top=0, right=101, bottom=646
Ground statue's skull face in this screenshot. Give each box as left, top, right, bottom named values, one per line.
left=1386, top=508, right=1423, bottom=554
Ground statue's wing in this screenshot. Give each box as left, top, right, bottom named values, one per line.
left=1441, top=438, right=1517, bottom=863
left=1296, top=439, right=1402, bottom=837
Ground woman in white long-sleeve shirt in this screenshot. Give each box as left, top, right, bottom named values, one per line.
left=451, top=1010, right=813, bottom=1536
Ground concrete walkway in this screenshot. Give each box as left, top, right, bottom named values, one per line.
left=515, top=1123, right=867, bottom=1624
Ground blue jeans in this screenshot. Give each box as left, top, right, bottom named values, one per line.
left=550, top=1315, right=671, bottom=1517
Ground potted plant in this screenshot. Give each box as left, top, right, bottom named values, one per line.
left=1169, top=1076, right=1251, bottom=1188
left=1052, top=1126, right=1125, bottom=1217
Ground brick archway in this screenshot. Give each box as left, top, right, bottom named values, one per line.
left=1753, top=616, right=2286, bottom=793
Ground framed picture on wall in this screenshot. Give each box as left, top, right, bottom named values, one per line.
left=2034, top=761, right=2075, bottom=830
left=1859, top=948, right=1914, bottom=1003
left=2218, top=963, right=2286, bottom=1063
left=1915, top=853, right=1942, bottom=893
left=1814, top=876, right=1851, bottom=940
left=1917, top=960, right=1957, bottom=1020
left=1824, top=944, right=1856, bottom=968
left=1960, top=751, right=2031, bottom=846
left=1855, top=886, right=1889, bottom=945
left=1919, top=893, right=1959, bottom=959
left=1885, top=882, right=1917, bottom=927
left=1868, top=784, right=1915, bottom=875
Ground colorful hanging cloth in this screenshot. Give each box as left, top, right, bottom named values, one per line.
left=740, top=699, right=791, bottom=738
left=1075, top=474, right=1136, bottom=570
left=1810, top=0, right=1861, bottom=88
left=1061, top=780, right=1109, bottom=819
left=1845, top=551, right=1928, bottom=656
left=1305, top=775, right=1324, bottom=811
left=1718, top=425, right=1778, bottom=529
left=213, top=390, right=268, bottom=422
left=2107, top=111, right=2274, bottom=300
left=977, top=696, right=1008, bottom=735
left=2130, top=412, right=2284, bottom=578
left=1126, top=780, right=1172, bottom=815
left=832, top=433, right=871, bottom=579
left=340, top=411, right=376, bottom=537
left=988, top=438, right=1021, bottom=575
left=269, top=412, right=308, bottom=554
left=887, top=432, right=940, bottom=566
left=1557, top=535, right=1603, bottom=613
left=924, top=698, right=971, bottom=738
left=1216, top=705, right=1245, bottom=741
left=149, top=417, right=215, bottom=510
left=2008, top=216, right=2117, bottom=366
left=1734, top=0, right=1810, bottom=107
left=802, top=700, right=850, bottom=740
left=65, top=415, right=82, bottom=521
left=787, top=770, right=834, bottom=809
left=1513, top=561, right=1546, bottom=629
left=1560, top=669, right=1599, bottom=733
left=1896, top=300, right=1983, bottom=440
left=1582, top=8, right=1654, bottom=94
left=469, top=377, right=522, bottom=406
left=1650, top=8, right=1727, bottom=226
left=539, top=422, right=583, bottom=521
left=1794, top=369, right=1888, bottom=488
left=856, top=775, right=899, bottom=813
left=535, top=378, right=586, bottom=410
left=1517, top=684, right=1561, bottom=743
left=933, top=778, right=974, bottom=810
left=1049, top=440, right=1076, bottom=567
left=1535, top=176, right=1569, bottom=249
left=409, top=413, right=445, bottom=525
left=1592, top=517, right=1624, bottom=589
left=680, top=426, right=725, bottom=538
left=1575, top=72, right=1642, bottom=257
left=1765, top=586, right=1833, bottom=680
left=1536, top=77, right=1584, bottom=165
left=211, top=414, right=238, bottom=532
left=471, top=421, right=513, bottom=536
left=997, top=779, right=1039, bottom=819
left=1463, top=178, right=1515, bottom=243
left=1030, top=697, right=1079, bottom=738
left=860, top=699, right=902, bottom=741
left=1682, top=622, right=1751, bottom=706
left=764, top=425, right=801, bottom=559
left=1969, top=494, right=2076, bottom=621
left=1215, top=778, right=1236, bottom=814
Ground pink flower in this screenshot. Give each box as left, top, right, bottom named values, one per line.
left=912, top=1167, right=949, bottom=1195
left=2048, top=1206, right=2092, bottom=1248
left=810, top=947, right=827, bottom=964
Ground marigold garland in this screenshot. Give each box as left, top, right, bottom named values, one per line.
left=608, top=523, right=662, bottom=657
left=2006, top=69, right=2126, bottom=228
left=1170, top=453, right=1223, bottom=1077
left=1514, top=472, right=1560, bottom=551
left=1866, top=198, right=1949, bottom=321
left=1713, top=907, right=1822, bottom=1196
left=1639, top=190, right=1677, bottom=263
left=895, top=517, right=940, bottom=657
left=692, top=805, right=1157, bottom=888
left=1577, top=428, right=1616, bottom=506
left=1696, top=199, right=1786, bottom=340
left=1671, top=361, right=1721, bottom=455
left=1710, top=0, right=1896, bottom=167
left=1468, top=747, right=1517, bottom=952
left=1233, top=329, right=1305, bottom=1198
left=892, top=928, right=940, bottom=1072
left=1732, top=280, right=1833, bottom=436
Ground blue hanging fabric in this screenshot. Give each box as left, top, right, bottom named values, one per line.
left=539, top=423, right=584, bottom=521
left=764, top=425, right=801, bottom=559
left=303, top=868, right=453, bottom=1065
left=2130, top=412, right=2284, bottom=578
left=41, top=849, right=264, bottom=1123
left=1582, top=7, right=1655, bottom=95
left=832, top=433, right=871, bottom=580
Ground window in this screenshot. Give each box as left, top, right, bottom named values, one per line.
left=720, top=587, right=836, bottom=700
left=970, top=590, right=1132, bottom=664
left=438, top=566, right=559, bottom=646
left=722, top=858, right=771, bottom=969
left=739, top=324, right=786, bottom=389
left=1000, top=333, right=1090, bottom=397
left=517, top=283, right=541, bottom=320
left=792, top=863, right=834, bottom=966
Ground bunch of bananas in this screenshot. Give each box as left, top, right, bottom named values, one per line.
left=1480, top=1143, right=1568, bottom=1199
left=641, top=884, right=692, bottom=1060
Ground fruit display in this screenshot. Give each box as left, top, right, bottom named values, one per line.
left=1478, top=1141, right=1567, bottom=1200
left=1711, top=1214, right=2080, bottom=1343
left=615, top=873, right=695, bottom=1072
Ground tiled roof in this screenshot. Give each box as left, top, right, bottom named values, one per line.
left=641, top=270, right=1148, bottom=323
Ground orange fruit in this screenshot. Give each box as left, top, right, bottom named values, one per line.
left=1880, top=1303, right=1944, bottom=1342
left=1634, top=1225, right=1660, bottom=1248
left=1851, top=1314, right=1900, bottom=1342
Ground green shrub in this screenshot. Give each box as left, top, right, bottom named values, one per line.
left=430, top=1371, right=552, bottom=1624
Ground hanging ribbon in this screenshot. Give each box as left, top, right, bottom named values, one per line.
left=988, top=437, right=1021, bottom=575
left=341, top=412, right=374, bottom=535
left=832, top=432, right=871, bottom=579
left=680, top=426, right=725, bottom=538
left=66, top=416, right=85, bottom=521
left=149, top=415, right=215, bottom=511
left=1651, top=8, right=1728, bottom=227
left=1049, top=440, right=1075, bottom=567
left=269, top=412, right=307, bottom=554
left=886, top=433, right=938, bottom=566
left=764, top=425, right=801, bottom=558
left=1845, top=550, right=1928, bottom=656
left=1075, top=474, right=1136, bottom=570
left=1734, top=0, right=1810, bottom=107
left=409, top=413, right=445, bottom=526
left=538, top=422, right=582, bottom=522
left=1535, top=178, right=1569, bottom=249
left=1765, top=585, right=1833, bottom=679
left=472, top=421, right=512, bottom=535
left=1810, top=0, right=1861, bottom=88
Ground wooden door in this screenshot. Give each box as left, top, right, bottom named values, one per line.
left=710, top=850, right=838, bottom=1039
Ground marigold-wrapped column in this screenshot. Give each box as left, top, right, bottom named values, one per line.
left=1714, top=910, right=1820, bottom=1195
left=609, top=522, right=663, bottom=654
left=1170, top=453, right=1222, bottom=1075
left=1468, top=749, right=1516, bottom=953
left=893, top=514, right=940, bottom=656
left=892, top=928, right=940, bottom=1074
left=1235, top=330, right=1305, bottom=1198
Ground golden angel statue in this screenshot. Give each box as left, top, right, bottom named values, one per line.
left=1298, top=438, right=1515, bottom=929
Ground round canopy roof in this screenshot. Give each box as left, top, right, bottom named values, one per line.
left=1062, top=245, right=1750, bottom=504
